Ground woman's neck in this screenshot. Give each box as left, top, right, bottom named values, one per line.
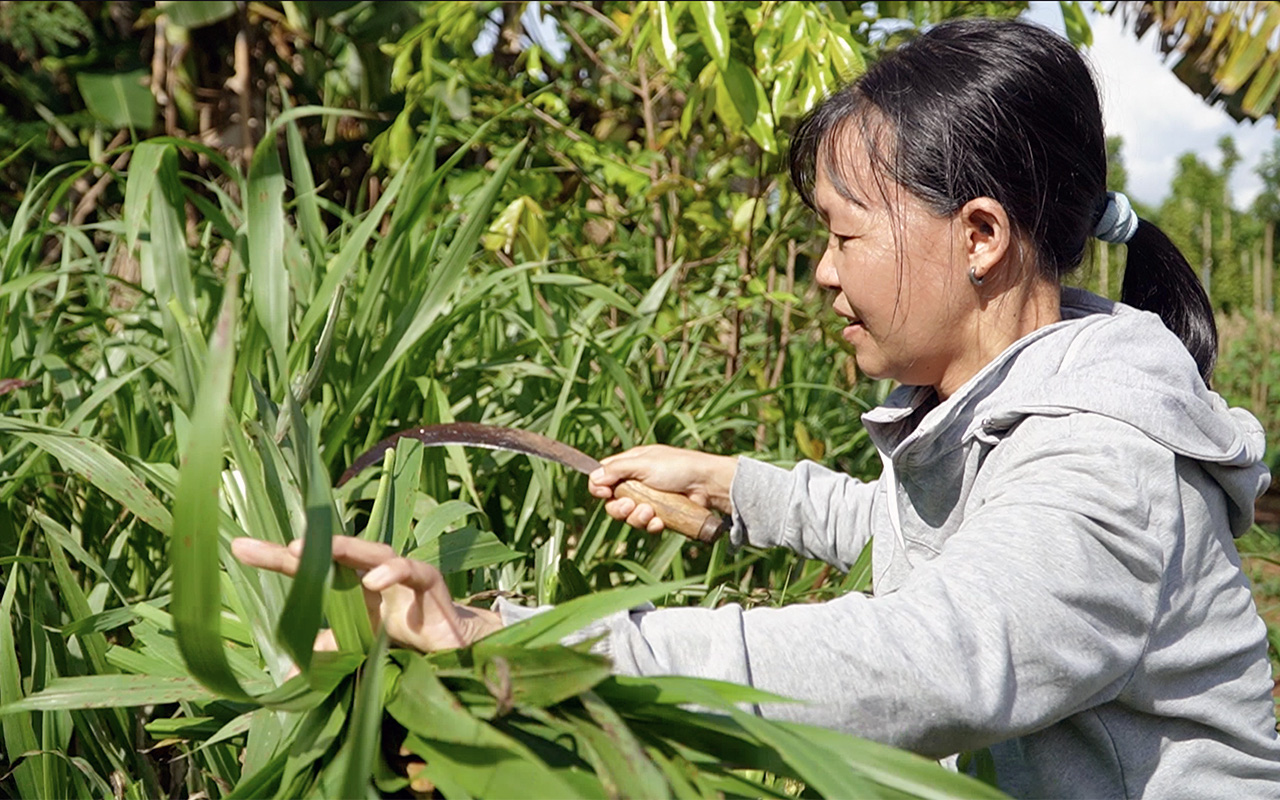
left=935, top=277, right=1062, bottom=400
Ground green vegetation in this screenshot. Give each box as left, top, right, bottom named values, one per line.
left=1, top=1, right=1277, bottom=797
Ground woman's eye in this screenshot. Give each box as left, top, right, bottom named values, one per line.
left=831, top=233, right=856, bottom=248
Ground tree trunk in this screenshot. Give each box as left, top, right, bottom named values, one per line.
left=1265, top=220, right=1274, bottom=314
left=1099, top=242, right=1109, bottom=298
left=1201, top=207, right=1212, bottom=299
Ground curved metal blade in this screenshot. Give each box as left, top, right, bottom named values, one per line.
left=337, top=422, right=602, bottom=486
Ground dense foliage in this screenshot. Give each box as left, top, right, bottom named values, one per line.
left=0, top=1, right=1275, bottom=797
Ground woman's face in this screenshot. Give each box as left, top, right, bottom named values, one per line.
left=812, top=151, right=977, bottom=394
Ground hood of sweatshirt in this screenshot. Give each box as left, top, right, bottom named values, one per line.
left=861, top=288, right=1269, bottom=537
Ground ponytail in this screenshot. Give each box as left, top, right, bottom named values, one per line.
left=1120, top=219, right=1218, bottom=385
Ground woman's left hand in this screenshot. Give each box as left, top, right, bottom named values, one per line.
left=231, top=536, right=503, bottom=654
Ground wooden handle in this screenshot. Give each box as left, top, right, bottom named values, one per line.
left=613, top=480, right=727, bottom=543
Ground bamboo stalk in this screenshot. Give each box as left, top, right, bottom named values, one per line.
left=1099, top=241, right=1109, bottom=298
left=1265, top=220, right=1274, bottom=314
left=1201, top=207, right=1213, bottom=299
left=1254, top=245, right=1263, bottom=314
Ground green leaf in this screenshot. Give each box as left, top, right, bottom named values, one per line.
left=409, top=499, right=483, bottom=547
left=554, top=560, right=592, bottom=604
left=0, top=421, right=172, bottom=534
left=325, top=138, right=529, bottom=455
left=171, top=261, right=248, bottom=700
left=247, top=128, right=290, bottom=380
left=339, top=631, right=389, bottom=799
left=652, top=1, right=679, bottom=72
left=363, top=447, right=397, bottom=545
left=390, top=657, right=583, bottom=798
left=255, top=651, right=364, bottom=713
left=1, top=563, right=43, bottom=797
left=577, top=690, right=670, bottom=799
left=598, top=674, right=796, bottom=712
left=690, top=1, right=730, bottom=71
left=272, top=687, right=350, bottom=794
left=0, top=675, right=215, bottom=715
left=408, top=527, right=523, bottom=574
left=283, top=104, right=327, bottom=260
left=76, top=70, right=156, bottom=130
left=227, top=748, right=289, bottom=800
left=122, top=141, right=164, bottom=253
left=389, top=441, right=424, bottom=554
left=1058, top=2, right=1093, bottom=48
left=727, top=709, right=880, bottom=797
left=477, top=580, right=691, bottom=650
left=157, top=0, right=236, bottom=29
left=1219, top=4, right=1280, bottom=93
left=60, top=607, right=137, bottom=637
left=477, top=644, right=611, bottom=708
left=294, top=98, right=528, bottom=353
left=279, top=397, right=349, bottom=667
left=717, top=59, right=758, bottom=130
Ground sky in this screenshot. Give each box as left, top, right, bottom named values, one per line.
left=1023, top=2, right=1277, bottom=209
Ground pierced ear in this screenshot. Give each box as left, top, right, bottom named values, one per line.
left=959, top=197, right=1011, bottom=283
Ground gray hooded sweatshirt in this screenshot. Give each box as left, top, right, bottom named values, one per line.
left=503, top=289, right=1280, bottom=798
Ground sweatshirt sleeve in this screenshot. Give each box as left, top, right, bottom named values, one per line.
left=597, top=415, right=1171, bottom=758
left=729, top=456, right=882, bottom=571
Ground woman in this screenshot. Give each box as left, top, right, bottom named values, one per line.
left=234, top=18, right=1280, bottom=797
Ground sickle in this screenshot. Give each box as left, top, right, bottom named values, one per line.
left=339, top=422, right=728, bottom=543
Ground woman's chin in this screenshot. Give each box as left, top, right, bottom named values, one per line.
left=840, top=322, right=867, bottom=345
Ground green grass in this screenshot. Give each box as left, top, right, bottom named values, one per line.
left=0, top=101, right=1002, bottom=797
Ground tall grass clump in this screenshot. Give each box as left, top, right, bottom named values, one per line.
left=0, top=99, right=1001, bottom=798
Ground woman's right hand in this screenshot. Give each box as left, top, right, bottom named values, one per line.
left=230, top=536, right=502, bottom=657
left=587, top=445, right=737, bottom=534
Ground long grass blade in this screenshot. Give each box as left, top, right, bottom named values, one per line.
left=477, top=580, right=692, bottom=651
left=325, top=138, right=529, bottom=456
left=338, top=630, right=389, bottom=799
left=0, top=675, right=216, bottom=715
left=277, top=397, right=338, bottom=668
left=170, top=262, right=248, bottom=700
left=0, top=560, right=44, bottom=797
left=246, top=128, right=290, bottom=381
left=0, top=420, right=172, bottom=534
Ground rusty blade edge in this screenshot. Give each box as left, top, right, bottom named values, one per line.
left=337, top=422, right=603, bottom=487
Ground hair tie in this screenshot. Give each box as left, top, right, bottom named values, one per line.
left=1094, top=191, right=1139, bottom=244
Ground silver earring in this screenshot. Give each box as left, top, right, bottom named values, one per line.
left=969, top=267, right=985, bottom=287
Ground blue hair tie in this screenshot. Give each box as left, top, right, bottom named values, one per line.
left=1094, top=191, right=1139, bottom=244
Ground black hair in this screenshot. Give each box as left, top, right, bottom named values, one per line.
left=789, top=18, right=1217, bottom=383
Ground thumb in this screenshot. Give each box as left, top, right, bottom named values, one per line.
left=588, top=446, right=664, bottom=496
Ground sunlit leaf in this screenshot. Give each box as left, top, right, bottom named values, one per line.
left=76, top=70, right=156, bottom=130
left=690, top=1, right=730, bottom=70
left=171, top=262, right=247, bottom=700
left=339, top=631, right=389, bottom=799
left=157, top=0, right=236, bottom=29
left=0, top=675, right=215, bottom=715
left=408, top=526, right=522, bottom=574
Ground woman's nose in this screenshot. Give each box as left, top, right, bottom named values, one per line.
left=815, top=247, right=837, bottom=288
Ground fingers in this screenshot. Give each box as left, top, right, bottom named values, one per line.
left=234, top=536, right=401, bottom=575
left=233, top=535, right=502, bottom=654
left=330, top=536, right=398, bottom=570
left=603, top=498, right=666, bottom=534
left=589, top=445, right=670, bottom=497
left=231, top=538, right=300, bottom=575
left=363, top=556, right=468, bottom=651
left=313, top=628, right=339, bottom=653
left=360, top=557, right=461, bottom=630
